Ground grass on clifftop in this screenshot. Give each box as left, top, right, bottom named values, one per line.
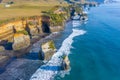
left=0, top=1, right=68, bottom=21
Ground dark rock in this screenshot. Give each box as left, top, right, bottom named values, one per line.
left=0, top=59, right=43, bottom=80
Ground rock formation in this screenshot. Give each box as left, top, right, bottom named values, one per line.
left=61, top=55, right=70, bottom=70
left=39, top=40, right=56, bottom=61
left=41, top=15, right=51, bottom=33
left=26, top=25, right=39, bottom=36
left=0, top=26, right=14, bottom=42
left=12, top=33, right=30, bottom=50
left=0, top=46, right=5, bottom=52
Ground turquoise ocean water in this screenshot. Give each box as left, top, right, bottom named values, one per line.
left=30, top=2, right=120, bottom=80
left=55, top=2, right=120, bottom=80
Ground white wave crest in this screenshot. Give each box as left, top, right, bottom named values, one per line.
left=30, top=29, right=86, bottom=80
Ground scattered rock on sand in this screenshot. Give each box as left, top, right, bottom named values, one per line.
left=0, top=46, right=5, bottom=52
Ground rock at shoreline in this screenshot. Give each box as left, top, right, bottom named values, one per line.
left=0, top=56, right=9, bottom=67
left=0, top=46, right=5, bottom=52
left=12, top=33, right=30, bottom=50
left=61, top=55, right=70, bottom=70
left=39, top=40, right=56, bottom=61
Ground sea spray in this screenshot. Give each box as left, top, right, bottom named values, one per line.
left=30, top=29, right=86, bottom=80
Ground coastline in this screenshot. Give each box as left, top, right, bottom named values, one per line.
left=0, top=2, right=89, bottom=79
left=0, top=4, right=70, bottom=72
left=0, top=31, right=62, bottom=80
left=0, top=23, right=66, bottom=71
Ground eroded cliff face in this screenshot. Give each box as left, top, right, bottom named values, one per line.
left=41, top=15, right=51, bottom=33
left=0, top=8, right=68, bottom=51
left=0, top=18, right=43, bottom=50
left=0, top=25, right=14, bottom=42
left=0, top=18, right=42, bottom=40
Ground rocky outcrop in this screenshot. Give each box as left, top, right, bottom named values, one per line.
left=0, top=26, right=14, bottom=42
left=12, top=33, right=30, bottom=50
left=39, top=40, right=56, bottom=61
left=26, top=25, right=39, bottom=36
left=61, top=55, right=70, bottom=70
left=13, top=21, right=25, bottom=32
left=0, top=46, right=5, bottom=52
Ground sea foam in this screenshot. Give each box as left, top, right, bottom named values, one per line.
left=30, top=29, right=86, bottom=80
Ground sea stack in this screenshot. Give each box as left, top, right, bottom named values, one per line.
left=61, top=55, right=70, bottom=70
left=39, top=40, right=56, bottom=61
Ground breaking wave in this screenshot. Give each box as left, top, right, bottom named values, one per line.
left=30, top=29, right=86, bottom=80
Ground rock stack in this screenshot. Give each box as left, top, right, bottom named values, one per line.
left=61, top=55, right=70, bottom=70
left=39, top=40, right=56, bottom=61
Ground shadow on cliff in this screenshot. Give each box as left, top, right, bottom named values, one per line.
left=0, top=40, right=13, bottom=50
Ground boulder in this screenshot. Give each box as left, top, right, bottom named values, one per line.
left=0, top=46, right=5, bottom=52
left=12, top=33, right=30, bottom=50
left=61, top=55, right=70, bottom=70
left=39, top=40, right=56, bottom=61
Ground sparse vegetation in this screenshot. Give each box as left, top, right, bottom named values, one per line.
left=49, top=40, right=56, bottom=50
left=16, top=30, right=29, bottom=35
left=41, top=5, right=70, bottom=27
left=0, top=0, right=68, bottom=26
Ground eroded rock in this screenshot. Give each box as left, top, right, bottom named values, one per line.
left=61, top=55, right=70, bottom=70
left=0, top=46, right=5, bottom=52
left=26, top=25, right=39, bottom=36
left=12, top=33, right=30, bottom=50
left=39, top=40, right=56, bottom=61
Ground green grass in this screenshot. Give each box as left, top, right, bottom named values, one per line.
left=0, top=1, right=68, bottom=21
left=16, top=30, right=29, bottom=35
left=49, top=40, right=56, bottom=50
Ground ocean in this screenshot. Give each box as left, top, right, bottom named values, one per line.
left=30, top=2, right=120, bottom=80
left=55, top=2, right=120, bottom=80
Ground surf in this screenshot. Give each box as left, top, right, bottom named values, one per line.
left=30, top=28, right=86, bottom=80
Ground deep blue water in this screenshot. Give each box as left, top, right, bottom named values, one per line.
left=56, top=3, right=120, bottom=80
